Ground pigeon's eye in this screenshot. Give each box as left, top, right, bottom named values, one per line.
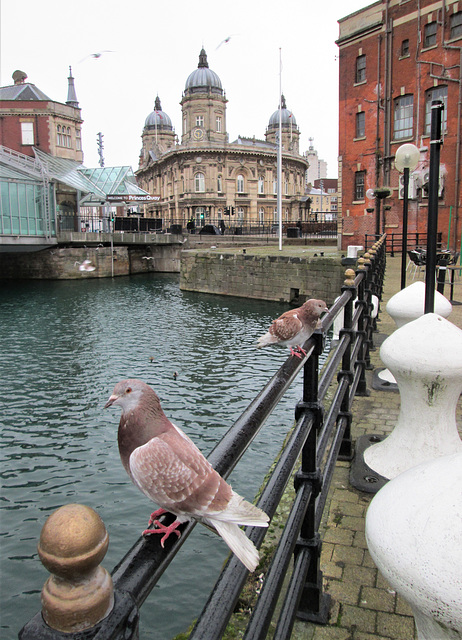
left=126, top=387, right=132, bottom=394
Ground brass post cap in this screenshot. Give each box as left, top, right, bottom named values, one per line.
left=38, top=504, right=109, bottom=578
left=344, top=268, right=356, bottom=286
left=357, top=257, right=366, bottom=270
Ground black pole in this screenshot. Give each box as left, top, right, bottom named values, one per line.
left=425, top=100, right=444, bottom=313
left=400, top=167, right=409, bottom=290
left=375, top=197, right=381, bottom=238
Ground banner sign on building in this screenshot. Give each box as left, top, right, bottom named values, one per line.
left=106, top=194, right=161, bottom=203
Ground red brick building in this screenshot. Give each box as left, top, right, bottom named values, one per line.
left=337, top=0, right=462, bottom=252
left=0, top=69, right=83, bottom=163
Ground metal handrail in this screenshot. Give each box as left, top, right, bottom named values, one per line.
left=19, top=237, right=387, bottom=640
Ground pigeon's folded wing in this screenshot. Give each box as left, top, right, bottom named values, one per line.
left=129, top=430, right=231, bottom=516
left=270, top=312, right=302, bottom=341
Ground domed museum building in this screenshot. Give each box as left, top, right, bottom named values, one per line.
left=136, top=49, right=309, bottom=230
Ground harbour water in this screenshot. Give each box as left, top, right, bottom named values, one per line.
left=0, top=273, right=307, bottom=639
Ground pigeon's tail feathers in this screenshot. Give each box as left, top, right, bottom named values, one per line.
left=212, top=520, right=260, bottom=572
left=212, top=492, right=270, bottom=527
left=256, top=332, right=277, bottom=349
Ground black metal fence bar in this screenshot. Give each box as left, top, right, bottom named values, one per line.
left=189, top=410, right=316, bottom=639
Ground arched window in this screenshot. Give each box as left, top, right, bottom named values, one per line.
left=217, top=174, right=223, bottom=193
left=258, top=176, right=264, bottom=194
left=195, top=172, right=205, bottom=192
left=237, top=174, right=244, bottom=193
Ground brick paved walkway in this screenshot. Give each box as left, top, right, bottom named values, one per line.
left=289, top=256, right=462, bottom=640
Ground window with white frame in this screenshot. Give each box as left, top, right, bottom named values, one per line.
left=195, top=115, right=204, bottom=127
left=258, top=175, right=264, bottom=194
left=425, top=86, right=448, bottom=134
left=393, top=94, right=414, bottom=139
left=76, top=129, right=82, bottom=151
left=21, top=122, right=34, bottom=145
left=237, top=174, right=244, bottom=193
left=237, top=206, right=244, bottom=223
left=258, top=207, right=264, bottom=224
left=273, top=178, right=277, bottom=194
left=216, top=116, right=222, bottom=132
left=195, top=172, right=205, bottom=192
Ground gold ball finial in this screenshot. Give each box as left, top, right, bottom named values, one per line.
left=356, top=257, right=366, bottom=270
left=363, top=252, right=372, bottom=265
left=38, top=504, right=114, bottom=633
left=344, top=268, right=356, bottom=286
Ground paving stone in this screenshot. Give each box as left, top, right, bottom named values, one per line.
left=376, top=611, right=416, bottom=639
left=325, top=579, right=361, bottom=606
left=340, top=603, right=377, bottom=634
left=360, top=586, right=395, bottom=612
left=323, top=527, right=355, bottom=546
left=343, top=565, right=376, bottom=587
left=332, top=544, right=364, bottom=567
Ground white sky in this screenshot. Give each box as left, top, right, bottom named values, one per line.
left=1, top=0, right=368, bottom=177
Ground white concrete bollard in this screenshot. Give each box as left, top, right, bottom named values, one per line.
left=378, top=281, right=453, bottom=387
left=365, top=452, right=462, bottom=640
left=365, top=313, right=462, bottom=479
left=386, top=281, right=452, bottom=329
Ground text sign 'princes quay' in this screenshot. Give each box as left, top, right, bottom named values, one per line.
left=107, top=194, right=161, bottom=203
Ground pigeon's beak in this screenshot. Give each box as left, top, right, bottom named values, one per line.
left=104, top=394, right=118, bottom=409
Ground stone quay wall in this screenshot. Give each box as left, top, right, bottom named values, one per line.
left=180, top=251, right=345, bottom=305
left=0, top=244, right=181, bottom=280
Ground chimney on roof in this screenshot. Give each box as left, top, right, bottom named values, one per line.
left=12, top=70, right=28, bottom=85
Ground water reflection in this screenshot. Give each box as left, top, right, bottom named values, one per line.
left=1, top=274, right=307, bottom=639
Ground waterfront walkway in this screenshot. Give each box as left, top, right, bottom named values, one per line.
left=288, top=256, right=462, bottom=640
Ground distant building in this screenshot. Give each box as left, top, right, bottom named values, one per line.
left=0, top=68, right=83, bottom=163
left=305, top=138, right=328, bottom=185
left=0, top=70, right=147, bottom=251
left=337, top=0, right=462, bottom=251
left=136, top=49, right=309, bottom=229
left=314, top=178, right=339, bottom=216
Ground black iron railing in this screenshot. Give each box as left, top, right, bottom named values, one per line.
left=57, top=213, right=338, bottom=238
left=364, top=232, right=442, bottom=255
left=19, top=237, right=387, bottom=640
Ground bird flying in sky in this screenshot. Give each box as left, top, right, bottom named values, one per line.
left=256, top=298, right=328, bottom=358
left=79, top=51, right=115, bottom=62
left=105, top=379, right=269, bottom=572
left=216, top=35, right=238, bottom=49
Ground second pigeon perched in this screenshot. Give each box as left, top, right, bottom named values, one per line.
left=105, top=379, right=269, bottom=572
left=257, top=298, right=328, bottom=357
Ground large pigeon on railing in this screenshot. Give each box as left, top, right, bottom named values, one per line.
left=105, top=379, right=269, bottom=572
left=256, top=298, right=328, bottom=358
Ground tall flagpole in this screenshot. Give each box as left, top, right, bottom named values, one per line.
left=278, top=48, right=283, bottom=251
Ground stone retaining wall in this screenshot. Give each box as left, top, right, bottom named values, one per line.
left=180, top=251, right=345, bottom=304
left=0, top=244, right=181, bottom=279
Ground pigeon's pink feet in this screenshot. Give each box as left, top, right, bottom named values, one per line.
left=143, top=519, right=182, bottom=547
left=146, top=508, right=168, bottom=528
left=290, top=346, right=307, bottom=359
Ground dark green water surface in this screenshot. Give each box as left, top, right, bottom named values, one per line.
left=0, top=273, right=307, bottom=639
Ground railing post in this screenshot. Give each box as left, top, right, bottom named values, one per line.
left=294, top=331, right=330, bottom=624
left=337, top=269, right=357, bottom=460
left=18, top=504, right=135, bottom=640
left=355, top=257, right=370, bottom=397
